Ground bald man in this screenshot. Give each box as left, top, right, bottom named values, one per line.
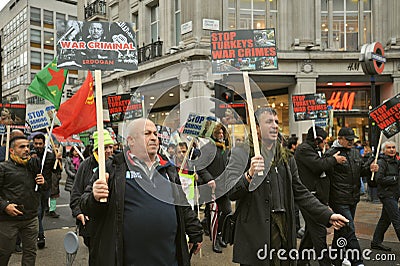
left=80, top=119, right=203, bottom=266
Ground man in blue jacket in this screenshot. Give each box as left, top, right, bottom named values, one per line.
left=80, top=118, right=203, bottom=265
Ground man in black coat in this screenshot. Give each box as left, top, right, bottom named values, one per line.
left=295, top=126, right=346, bottom=266
left=371, top=141, right=400, bottom=251
left=80, top=119, right=203, bottom=266
left=325, top=127, right=379, bottom=266
left=226, top=108, right=349, bottom=266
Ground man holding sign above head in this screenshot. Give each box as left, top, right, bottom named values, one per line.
left=225, top=107, right=349, bottom=265
left=80, top=118, right=203, bottom=265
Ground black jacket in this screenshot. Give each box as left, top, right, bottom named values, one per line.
left=376, top=154, right=400, bottom=199
left=0, top=157, right=43, bottom=221
left=294, top=140, right=337, bottom=204
left=226, top=145, right=333, bottom=265
left=196, top=139, right=230, bottom=198
left=64, top=156, right=82, bottom=192
left=80, top=152, right=203, bottom=266
left=325, top=140, right=373, bottom=205
left=70, top=155, right=98, bottom=217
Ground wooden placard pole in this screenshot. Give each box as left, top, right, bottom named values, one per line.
left=370, top=131, right=383, bottom=181
left=5, top=125, right=11, bottom=161
left=46, top=127, right=62, bottom=169
left=95, top=70, right=107, bottom=202
left=243, top=72, right=263, bottom=176
left=179, top=138, right=195, bottom=174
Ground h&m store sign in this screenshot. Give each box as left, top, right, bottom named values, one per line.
left=327, top=91, right=356, bottom=110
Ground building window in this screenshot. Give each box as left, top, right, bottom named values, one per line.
left=27, top=96, right=45, bottom=104
left=30, top=29, right=41, bottom=48
left=228, top=0, right=267, bottom=30
left=44, top=31, right=54, bottom=50
left=175, top=0, right=181, bottom=45
left=132, top=12, right=139, bottom=46
left=44, top=53, right=54, bottom=65
left=69, top=15, right=77, bottom=21
left=151, top=4, right=159, bottom=42
left=56, top=12, right=65, bottom=23
left=44, top=10, right=54, bottom=28
left=321, top=0, right=371, bottom=51
left=31, top=51, right=41, bottom=67
left=30, top=7, right=41, bottom=26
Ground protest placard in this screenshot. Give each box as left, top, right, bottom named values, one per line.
left=107, top=94, right=132, bottom=122
left=369, top=93, right=400, bottom=138
left=27, top=105, right=60, bottom=131
left=292, top=93, right=328, bottom=122
left=211, top=29, right=277, bottom=73
left=182, top=113, right=217, bottom=138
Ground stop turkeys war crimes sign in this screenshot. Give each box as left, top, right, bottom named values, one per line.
left=369, top=93, right=400, bottom=138
left=292, top=93, right=328, bottom=121
left=211, top=29, right=278, bottom=73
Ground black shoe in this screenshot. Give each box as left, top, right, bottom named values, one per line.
left=37, top=234, right=45, bottom=249
left=212, top=240, right=222, bottom=253
left=201, top=219, right=210, bottom=236
left=217, top=235, right=227, bottom=248
left=371, top=243, right=391, bottom=251
left=14, top=244, right=22, bottom=253
left=48, top=211, right=60, bottom=218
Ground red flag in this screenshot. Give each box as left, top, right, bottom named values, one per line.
left=53, top=72, right=96, bottom=138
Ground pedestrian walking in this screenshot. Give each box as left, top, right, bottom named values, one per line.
left=197, top=123, right=231, bottom=253
left=295, top=126, right=347, bottom=266
left=371, top=140, right=400, bottom=251
left=0, top=136, right=45, bottom=265
left=69, top=131, right=114, bottom=249
left=225, top=107, right=349, bottom=265
left=31, top=133, right=61, bottom=249
left=325, top=127, right=379, bottom=266
left=80, top=118, right=203, bottom=265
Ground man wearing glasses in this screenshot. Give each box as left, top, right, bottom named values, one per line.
left=325, top=127, right=379, bottom=266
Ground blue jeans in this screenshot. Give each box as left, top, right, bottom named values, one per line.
left=372, top=196, right=400, bottom=244
left=330, top=203, right=363, bottom=266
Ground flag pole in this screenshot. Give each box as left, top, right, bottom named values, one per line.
left=95, top=70, right=107, bottom=203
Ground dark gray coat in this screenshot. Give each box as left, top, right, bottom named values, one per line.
left=226, top=145, right=333, bottom=265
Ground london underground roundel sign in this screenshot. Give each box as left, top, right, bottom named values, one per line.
left=359, top=42, right=386, bottom=75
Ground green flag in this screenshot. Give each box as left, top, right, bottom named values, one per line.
left=28, top=58, right=68, bottom=110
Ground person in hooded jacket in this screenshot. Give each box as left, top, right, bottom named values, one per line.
left=371, top=141, right=400, bottom=251
left=69, top=131, right=114, bottom=249
left=80, top=119, right=203, bottom=266
left=295, top=126, right=347, bottom=266
left=325, top=127, right=379, bottom=266
left=197, top=123, right=232, bottom=253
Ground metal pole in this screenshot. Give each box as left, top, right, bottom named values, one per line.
left=370, top=75, right=379, bottom=152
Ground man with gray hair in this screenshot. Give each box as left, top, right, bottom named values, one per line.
left=80, top=119, right=203, bottom=265
left=371, top=140, right=400, bottom=251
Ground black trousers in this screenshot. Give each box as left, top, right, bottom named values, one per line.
left=205, top=195, right=232, bottom=234
left=298, top=210, right=331, bottom=265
